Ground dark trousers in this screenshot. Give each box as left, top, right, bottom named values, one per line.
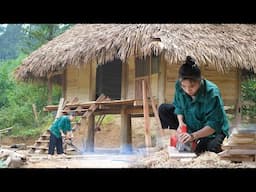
left=158, top=103, right=226, bottom=154
left=194, top=132, right=226, bottom=155
left=48, top=132, right=63, bottom=155
left=158, top=103, right=179, bottom=129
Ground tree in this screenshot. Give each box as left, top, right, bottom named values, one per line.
left=21, top=24, right=73, bottom=54
left=0, top=24, right=24, bottom=61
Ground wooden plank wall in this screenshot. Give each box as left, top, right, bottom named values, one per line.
left=165, top=64, right=239, bottom=106
left=127, top=56, right=135, bottom=99
left=203, top=65, right=238, bottom=106
left=65, top=64, right=90, bottom=102
left=127, top=56, right=159, bottom=100
left=64, top=58, right=239, bottom=108
left=165, top=63, right=180, bottom=102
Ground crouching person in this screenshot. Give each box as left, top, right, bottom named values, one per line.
left=48, top=112, right=75, bottom=158
left=158, top=56, right=229, bottom=155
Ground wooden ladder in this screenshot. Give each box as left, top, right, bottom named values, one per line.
left=29, top=95, right=109, bottom=154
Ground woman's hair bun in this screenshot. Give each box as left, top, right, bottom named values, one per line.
left=185, top=56, right=196, bottom=66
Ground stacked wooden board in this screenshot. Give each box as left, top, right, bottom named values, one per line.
left=219, top=126, right=256, bottom=162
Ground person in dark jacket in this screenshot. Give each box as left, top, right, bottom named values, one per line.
left=158, top=56, right=229, bottom=155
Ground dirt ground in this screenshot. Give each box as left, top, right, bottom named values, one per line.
left=1, top=116, right=256, bottom=168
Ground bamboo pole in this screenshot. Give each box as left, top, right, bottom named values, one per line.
left=32, top=104, right=39, bottom=123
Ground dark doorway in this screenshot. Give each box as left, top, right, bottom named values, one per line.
left=96, top=59, right=122, bottom=100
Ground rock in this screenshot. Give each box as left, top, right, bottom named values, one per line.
left=0, top=148, right=27, bottom=168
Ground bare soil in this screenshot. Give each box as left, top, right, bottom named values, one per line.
left=2, top=116, right=256, bottom=168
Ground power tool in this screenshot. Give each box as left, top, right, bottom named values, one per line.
left=170, top=125, right=194, bottom=152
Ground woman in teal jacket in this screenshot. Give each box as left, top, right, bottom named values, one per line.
left=48, top=112, right=75, bottom=157
left=158, top=56, right=229, bottom=155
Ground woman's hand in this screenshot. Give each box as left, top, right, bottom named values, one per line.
left=177, top=123, right=187, bottom=133
left=178, top=132, right=193, bottom=143
left=65, top=131, right=73, bottom=139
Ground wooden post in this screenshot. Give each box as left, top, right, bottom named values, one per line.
left=85, top=61, right=97, bottom=152
left=120, top=107, right=132, bottom=153
left=56, top=98, right=65, bottom=119
left=85, top=114, right=95, bottom=152
left=235, top=69, right=242, bottom=126
left=142, top=80, right=152, bottom=147
left=121, top=61, right=128, bottom=99
left=32, top=104, right=38, bottom=123
left=120, top=61, right=132, bottom=153
left=47, top=76, right=53, bottom=105
left=158, top=55, right=166, bottom=104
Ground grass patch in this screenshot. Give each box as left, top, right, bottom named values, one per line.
left=96, top=115, right=116, bottom=126
left=7, top=114, right=54, bottom=138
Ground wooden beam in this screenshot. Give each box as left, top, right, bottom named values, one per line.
left=85, top=114, right=95, bottom=152
left=47, top=71, right=64, bottom=78
left=90, top=61, right=97, bottom=101
left=121, top=61, right=128, bottom=100
left=142, top=80, right=152, bottom=147
left=85, top=62, right=97, bottom=152
left=120, top=59, right=132, bottom=153
left=225, top=149, right=256, bottom=155
left=44, top=99, right=136, bottom=112
left=56, top=98, right=65, bottom=119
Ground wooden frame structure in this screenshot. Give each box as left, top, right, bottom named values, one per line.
left=43, top=54, right=241, bottom=153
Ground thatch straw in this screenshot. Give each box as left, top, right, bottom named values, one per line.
left=15, top=24, right=256, bottom=81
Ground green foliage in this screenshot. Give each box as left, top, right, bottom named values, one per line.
left=0, top=24, right=73, bottom=61
left=0, top=24, right=73, bottom=137
left=0, top=24, right=24, bottom=61
left=96, top=115, right=116, bottom=126
left=0, top=55, right=60, bottom=137
left=21, top=24, right=73, bottom=54
left=241, top=78, right=256, bottom=118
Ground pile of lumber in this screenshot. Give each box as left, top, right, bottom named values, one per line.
left=219, top=126, right=256, bottom=162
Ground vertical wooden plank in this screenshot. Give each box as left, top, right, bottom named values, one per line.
left=90, top=61, right=97, bottom=101
left=235, top=69, right=242, bottom=126
left=142, top=80, right=152, bottom=147
left=47, top=77, right=53, bottom=105
left=120, top=107, right=132, bottom=153
left=127, top=56, right=135, bottom=99
left=86, top=114, right=95, bottom=152
left=158, top=55, right=166, bottom=104
left=56, top=98, right=65, bottom=119
left=62, top=69, right=66, bottom=99
left=120, top=61, right=132, bottom=153
left=86, top=62, right=97, bottom=152
left=121, top=61, right=128, bottom=99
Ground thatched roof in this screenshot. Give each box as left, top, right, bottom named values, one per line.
left=15, top=24, right=256, bottom=81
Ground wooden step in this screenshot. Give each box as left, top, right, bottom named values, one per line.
left=29, top=146, right=49, bottom=150
left=36, top=140, right=49, bottom=143
left=41, top=135, right=50, bottom=139
left=42, top=132, right=50, bottom=136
